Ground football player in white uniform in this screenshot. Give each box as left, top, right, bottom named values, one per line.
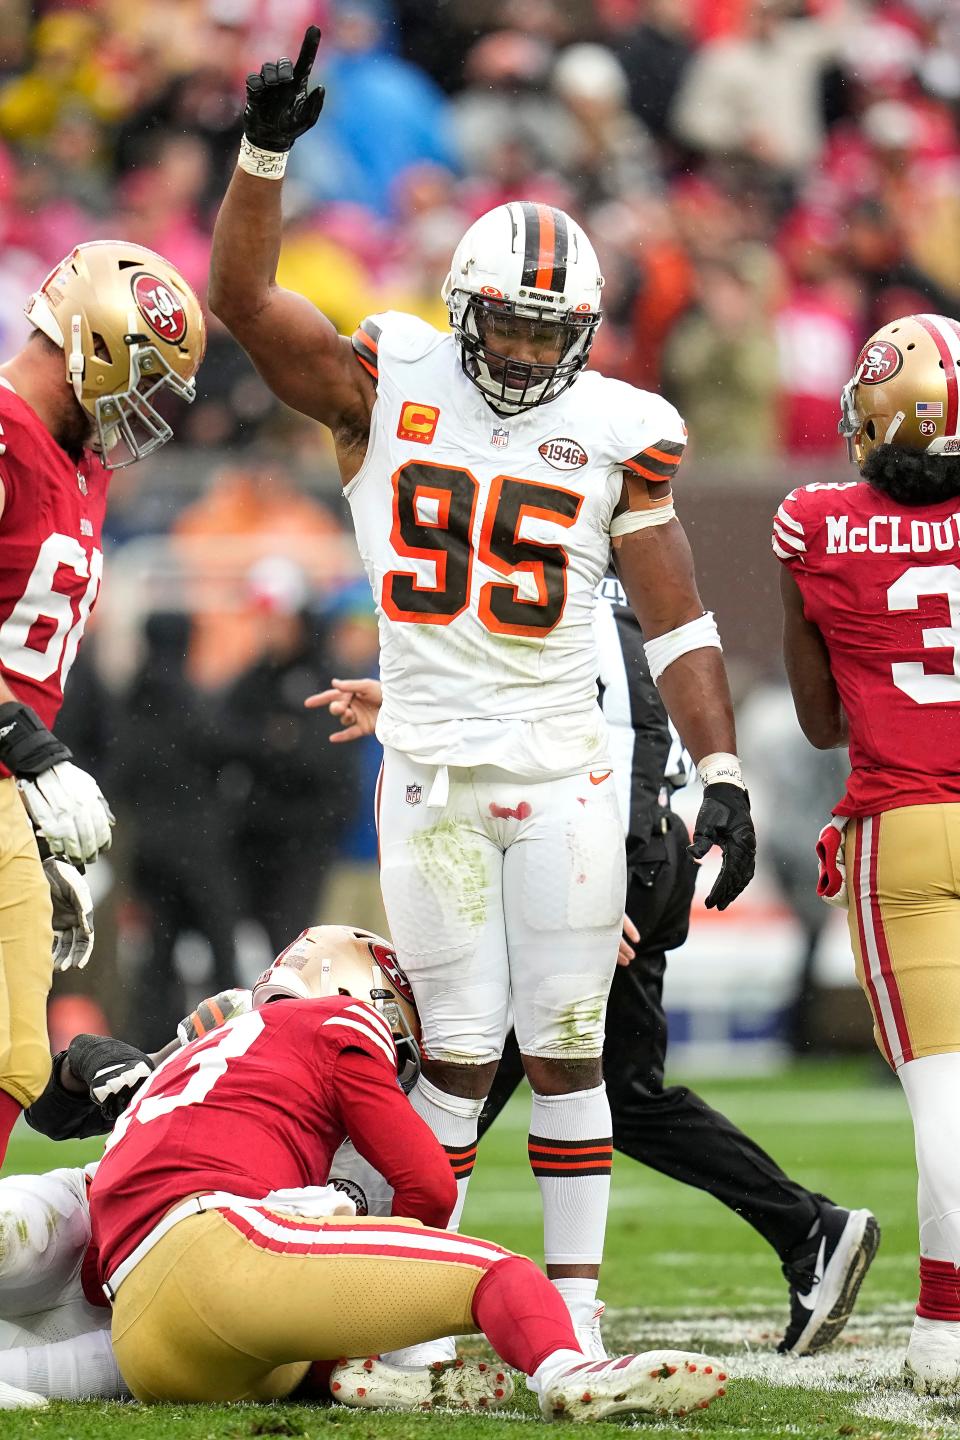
left=209, top=27, right=756, bottom=1354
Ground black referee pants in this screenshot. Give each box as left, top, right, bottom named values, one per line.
left=477, top=810, right=823, bottom=1259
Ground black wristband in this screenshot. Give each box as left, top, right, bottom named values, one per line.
left=0, top=702, right=72, bottom=778
left=24, top=1052, right=108, bottom=1140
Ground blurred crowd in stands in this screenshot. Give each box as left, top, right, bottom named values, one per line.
left=2, top=0, right=955, bottom=1049
left=1, top=0, right=958, bottom=466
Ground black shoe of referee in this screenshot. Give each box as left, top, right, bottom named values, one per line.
left=779, top=1204, right=881, bottom=1355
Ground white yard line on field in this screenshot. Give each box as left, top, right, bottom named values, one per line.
left=603, top=1303, right=960, bottom=1435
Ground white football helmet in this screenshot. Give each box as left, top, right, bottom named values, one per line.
left=441, top=202, right=603, bottom=416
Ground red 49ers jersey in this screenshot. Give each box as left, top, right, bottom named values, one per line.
left=89, top=997, right=451, bottom=1280
left=773, top=479, right=960, bottom=816
left=0, top=383, right=109, bottom=728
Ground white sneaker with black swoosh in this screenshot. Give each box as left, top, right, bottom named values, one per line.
left=778, top=1204, right=880, bottom=1354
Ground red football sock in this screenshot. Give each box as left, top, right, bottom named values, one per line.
left=918, top=1257, right=960, bottom=1321
left=472, top=1255, right=582, bottom=1375
left=0, top=1089, right=23, bottom=1168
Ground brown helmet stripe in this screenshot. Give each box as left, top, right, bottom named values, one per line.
left=519, top=202, right=542, bottom=287
left=519, top=203, right=569, bottom=294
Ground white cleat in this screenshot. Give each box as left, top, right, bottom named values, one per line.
left=540, top=1350, right=729, bottom=1422
left=574, top=1301, right=608, bottom=1361
left=904, top=1315, right=960, bottom=1395
left=330, top=1355, right=515, bottom=1412
left=0, top=1380, right=48, bottom=1410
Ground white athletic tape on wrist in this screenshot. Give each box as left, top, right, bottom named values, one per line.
left=643, top=611, right=722, bottom=683
left=238, top=137, right=289, bottom=179
left=696, top=751, right=744, bottom=790
left=609, top=502, right=675, bottom=537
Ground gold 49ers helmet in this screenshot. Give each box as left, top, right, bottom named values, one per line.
left=251, top=925, right=421, bottom=1092
left=839, top=313, right=960, bottom=467
left=24, top=240, right=205, bottom=469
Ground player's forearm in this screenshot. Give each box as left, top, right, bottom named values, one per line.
left=337, top=1052, right=457, bottom=1226
left=209, top=168, right=283, bottom=325
left=656, top=649, right=738, bottom=764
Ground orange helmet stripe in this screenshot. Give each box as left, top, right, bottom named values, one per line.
left=534, top=204, right=556, bottom=290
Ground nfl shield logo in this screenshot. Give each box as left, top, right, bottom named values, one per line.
left=490, top=425, right=510, bottom=448
left=405, top=783, right=423, bottom=807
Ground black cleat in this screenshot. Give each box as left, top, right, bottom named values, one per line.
left=779, top=1204, right=880, bottom=1355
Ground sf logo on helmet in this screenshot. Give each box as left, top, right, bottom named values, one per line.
left=133, top=273, right=188, bottom=343
left=858, top=341, right=903, bottom=385
left=369, top=941, right=415, bottom=1003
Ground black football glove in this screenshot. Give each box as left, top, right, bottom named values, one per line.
left=66, top=1033, right=155, bottom=1124
left=688, top=782, right=756, bottom=911
left=244, top=25, right=325, bottom=152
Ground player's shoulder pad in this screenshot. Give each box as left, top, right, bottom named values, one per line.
left=350, top=310, right=447, bottom=387
left=319, top=995, right=398, bottom=1069
left=588, top=376, right=688, bottom=480
left=772, top=481, right=859, bottom=565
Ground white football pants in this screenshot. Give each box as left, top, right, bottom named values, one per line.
left=0, top=1167, right=107, bottom=1347
left=378, top=750, right=626, bottom=1064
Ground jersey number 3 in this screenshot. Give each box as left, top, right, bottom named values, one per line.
left=383, top=462, right=582, bottom=637
left=888, top=564, right=960, bottom=704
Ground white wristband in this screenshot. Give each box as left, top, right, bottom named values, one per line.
left=697, top=752, right=745, bottom=790
left=238, top=136, right=289, bottom=179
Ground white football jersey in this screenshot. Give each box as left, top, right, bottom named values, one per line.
left=346, top=311, right=687, bottom=776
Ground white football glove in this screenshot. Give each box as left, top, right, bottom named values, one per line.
left=20, top=761, right=115, bottom=865
left=42, top=855, right=95, bottom=971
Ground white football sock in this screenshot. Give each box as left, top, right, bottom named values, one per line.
left=409, top=1075, right=484, bottom=1230
left=900, top=1054, right=960, bottom=1264
left=920, top=1175, right=955, bottom=1263
left=529, top=1084, right=612, bottom=1267
left=0, top=1328, right=129, bottom=1400
left=552, top=1276, right=600, bottom=1329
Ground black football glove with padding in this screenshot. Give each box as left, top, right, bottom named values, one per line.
left=244, top=25, right=325, bottom=152
left=24, top=1053, right=105, bottom=1141
left=689, top=782, right=756, bottom=911
left=65, top=1033, right=155, bottom=1125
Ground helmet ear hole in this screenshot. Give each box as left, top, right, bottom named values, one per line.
left=865, top=420, right=876, bottom=440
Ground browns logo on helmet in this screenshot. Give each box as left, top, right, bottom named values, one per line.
left=252, top=924, right=421, bottom=1092
left=24, top=241, right=205, bottom=469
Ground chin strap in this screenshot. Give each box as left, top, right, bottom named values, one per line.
left=68, top=313, right=85, bottom=403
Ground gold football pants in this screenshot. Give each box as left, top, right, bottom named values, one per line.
left=0, top=778, right=54, bottom=1107
left=845, top=804, right=960, bottom=1069
left=112, top=1208, right=513, bottom=1402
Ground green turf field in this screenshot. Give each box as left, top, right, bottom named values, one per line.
left=4, top=1059, right=952, bottom=1440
